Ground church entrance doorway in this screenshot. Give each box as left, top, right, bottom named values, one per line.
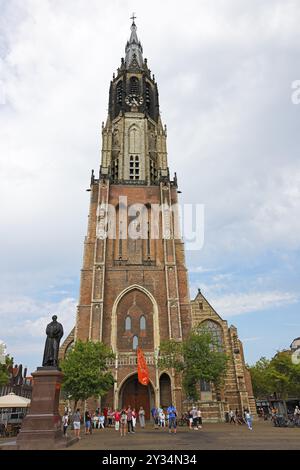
left=159, top=373, right=172, bottom=409
left=119, top=374, right=154, bottom=420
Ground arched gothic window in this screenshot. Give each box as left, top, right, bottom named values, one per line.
left=133, top=335, right=139, bottom=350
left=199, top=320, right=223, bottom=350
left=140, top=315, right=146, bottom=330
left=125, top=316, right=131, bottom=331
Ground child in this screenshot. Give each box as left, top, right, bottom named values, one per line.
left=159, top=408, right=166, bottom=427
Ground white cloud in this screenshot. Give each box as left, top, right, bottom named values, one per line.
left=241, top=337, right=262, bottom=343
left=210, top=291, right=298, bottom=317
left=0, top=297, right=76, bottom=336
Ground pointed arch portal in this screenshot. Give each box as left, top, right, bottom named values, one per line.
left=119, top=373, right=155, bottom=420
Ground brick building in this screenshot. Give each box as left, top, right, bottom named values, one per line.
left=60, top=19, right=256, bottom=421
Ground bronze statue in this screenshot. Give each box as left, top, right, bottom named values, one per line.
left=42, top=315, right=64, bottom=368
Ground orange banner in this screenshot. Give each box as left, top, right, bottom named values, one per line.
left=137, top=347, right=149, bottom=386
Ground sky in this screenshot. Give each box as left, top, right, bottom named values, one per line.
left=0, top=0, right=300, bottom=374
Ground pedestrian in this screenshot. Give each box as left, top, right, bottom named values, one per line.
left=73, top=408, right=81, bottom=439
left=151, top=406, right=158, bottom=429
left=114, top=409, right=121, bottom=431
left=99, top=413, right=105, bottom=429
left=197, top=408, right=202, bottom=429
left=139, top=406, right=145, bottom=428
left=103, top=407, right=108, bottom=427
left=191, top=406, right=198, bottom=429
left=245, top=409, right=253, bottom=431
left=294, top=405, right=300, bottom=425
left=167, top=403, right=177, bottom=434
left=108, top=407, right=113, bottom=427
left=159, top=408, right=166, bottom=428
left=229, top=409, right=236, bottom=424
left=62, top=412, right=69, bottom=437
left=127, top=405, right=135, bottom=433
left=188, top=409, right=193, bottom=429
left=120, top=409, right=127, bottom=437
left=85, top=410, right=92, bottom=435
left=132, top=408, right=137, bottom=430
left=93, top=412, right=99, bottom=429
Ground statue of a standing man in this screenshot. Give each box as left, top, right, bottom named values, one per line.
left=42, top=315, right=64, bottom=368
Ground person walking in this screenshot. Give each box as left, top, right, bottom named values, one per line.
left=127, top=406, right=135, bottom=433
left=167, top=403, right=177, bottom=434
left=120, top=409, right=127, bottom=437
left=62, top=412, right=69, bottom=437
left=99, top=413, right=105, bottom=429
left=132, top=408, right=137, bottom=430
left=197, top=408, right=202, bottom=429
left=139, top=406, right=145, bottom=428
left=114, top=409, right=121, bottom=432
left=191, top=406, right=198, bottom=429
left=159, top=408, right=166, bottom=428
left=245, top=409, right=253, bottom=431
left=73, top=408, right=81, bottom=439
left=85, top=410, right=92, bottom=435
left=151, top=406, right=158, bottom=429
left=188, top=409, right=193, bottom=429
left=103, top=407, right=108, bottom=427
left=229, top=409, right=236, bottom=424
left=93, top=412, right=99, bottom=429
left=294, top=405, right=300, bottom=425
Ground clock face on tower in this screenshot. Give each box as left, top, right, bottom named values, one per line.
left=125, top=93, right=144, bottom=109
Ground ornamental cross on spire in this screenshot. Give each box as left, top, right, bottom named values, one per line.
left=130, top=13, right=136, bottom=24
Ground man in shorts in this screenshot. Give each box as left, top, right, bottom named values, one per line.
left=167, top=403, right=177, bottom=434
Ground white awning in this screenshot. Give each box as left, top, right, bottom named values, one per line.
left=0, top=393, right=31, bottom=408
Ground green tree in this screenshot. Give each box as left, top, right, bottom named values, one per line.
left=158, top=327, right=228, bottom=401
left=0, top=355, right=13, bottom=387
left=60, top=340, right=115, bottom=409
left=248, top=357, right=274, bottom=398
left=249, top=351, right=300, bottom=399
left=269, top=351, right=300, bottom=399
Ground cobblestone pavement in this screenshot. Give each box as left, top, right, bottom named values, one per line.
left=65, top=421, right=300, bottom=450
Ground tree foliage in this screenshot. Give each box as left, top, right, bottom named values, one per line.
left=249, top=351, right=300, bottom=399
left=158, top=327, right=228, bottom=400
left=0, top=355, right=13, bottom=387
left=60, top=340, right=115, bottom=408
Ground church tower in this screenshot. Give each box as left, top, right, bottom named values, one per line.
left=67, top=18, right=192, bottom=416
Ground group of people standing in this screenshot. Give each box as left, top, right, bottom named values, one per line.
left=228, top=408, right=253, bottom=430
left=151, top=404, right=182, bottom=433
left=62, top=406, right=147, bottom=439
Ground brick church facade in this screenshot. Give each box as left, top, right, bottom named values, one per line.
left=60, top=19, right=256, bottom=421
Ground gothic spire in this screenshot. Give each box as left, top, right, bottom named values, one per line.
left=125, top=14, right=144, bottom=69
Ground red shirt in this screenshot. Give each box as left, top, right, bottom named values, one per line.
left=114, top=412, right=121, bottom=422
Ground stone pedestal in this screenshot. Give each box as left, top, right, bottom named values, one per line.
left=17, top=367, right=74, bottom=450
